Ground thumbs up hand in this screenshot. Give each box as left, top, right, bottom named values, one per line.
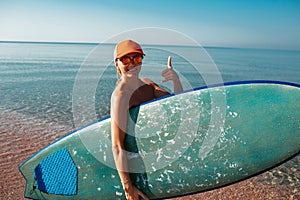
left=161, top=56, right=183, bottom=93
left=162, top=56, right=179, bottom=83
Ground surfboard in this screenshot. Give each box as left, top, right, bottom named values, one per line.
left=19, top=80, right=300, bottom=200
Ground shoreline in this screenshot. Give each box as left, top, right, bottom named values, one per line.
left=0, top=107, right=299, bottom=199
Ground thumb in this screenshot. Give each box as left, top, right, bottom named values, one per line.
left=167, top=56, right=172, bottom=69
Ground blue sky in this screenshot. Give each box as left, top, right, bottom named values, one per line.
left=0, top=0, right=299, bottom=50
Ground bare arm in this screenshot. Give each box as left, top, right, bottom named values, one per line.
left=110, top=92, right=149, bottom=200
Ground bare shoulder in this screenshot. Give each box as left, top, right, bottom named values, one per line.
left=141, top=77, right=155, bottom=85
left=111, top=81, right=130, bottom=102
left=141, top=78, right=170, bottom=97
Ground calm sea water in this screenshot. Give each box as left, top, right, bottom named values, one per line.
left=1, top=42, right=300, bottom=127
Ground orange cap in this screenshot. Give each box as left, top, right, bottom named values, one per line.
left=114, top=40, right=145, bottom=60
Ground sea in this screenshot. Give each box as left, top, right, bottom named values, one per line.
left=0, top=41, right=299, bottom=199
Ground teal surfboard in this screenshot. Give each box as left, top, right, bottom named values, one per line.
left=19, top=80, right=300, bottom=199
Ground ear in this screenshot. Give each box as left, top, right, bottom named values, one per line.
left=115, top=61, right=121, bottom=75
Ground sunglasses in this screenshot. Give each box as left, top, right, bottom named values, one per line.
left=117, top=55, right=143, bottom=65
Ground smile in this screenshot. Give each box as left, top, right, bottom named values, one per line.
left=127, top=67, right=138, bottom=73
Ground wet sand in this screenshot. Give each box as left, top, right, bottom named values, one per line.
left=0, top=107, right=299, bottom=200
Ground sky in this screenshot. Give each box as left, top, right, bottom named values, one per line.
left=0, top=0, right=299, bottom=50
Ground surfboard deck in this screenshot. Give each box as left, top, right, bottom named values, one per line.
left=19, top=80, right=300, bottom=200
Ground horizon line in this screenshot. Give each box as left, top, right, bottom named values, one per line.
left=0, top=40, right=299, bottom=52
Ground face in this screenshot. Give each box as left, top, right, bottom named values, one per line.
left=115, top=53, right=143, bottom=77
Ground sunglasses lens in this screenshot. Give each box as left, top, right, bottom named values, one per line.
left=120, top=57, right=131, bottom=65
left=133, top=56, right=143, bottom=64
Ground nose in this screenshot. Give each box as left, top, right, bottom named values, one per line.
left=126, top=62, right=134, bottom=71
left=128, top=60, right=136, bottom=67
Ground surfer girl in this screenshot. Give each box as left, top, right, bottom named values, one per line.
left=110, top=39, right=183, bottom=200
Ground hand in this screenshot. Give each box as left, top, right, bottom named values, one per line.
left=124, top=184, right=149, bottom=200
left=162, top=56, right=180, bottom=83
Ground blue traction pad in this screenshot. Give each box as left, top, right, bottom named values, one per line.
left=34, top=148, right=77, bottom=195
